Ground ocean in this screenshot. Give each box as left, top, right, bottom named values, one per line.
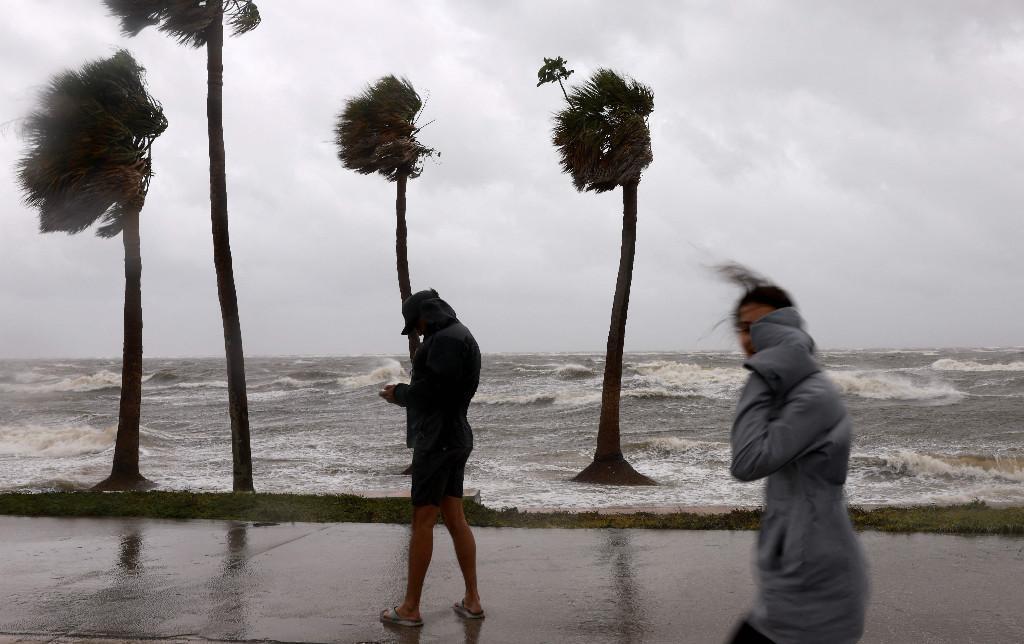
left=1, top=349, right=1022, bottom=509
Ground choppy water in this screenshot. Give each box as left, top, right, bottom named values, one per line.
left=1, top=349, right=1022, bottom=509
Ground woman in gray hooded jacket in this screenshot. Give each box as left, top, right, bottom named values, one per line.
left=727, top=285, right=868, bottom=644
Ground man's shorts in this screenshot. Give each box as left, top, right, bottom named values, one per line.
left=410, top=446, right=472, bottom=507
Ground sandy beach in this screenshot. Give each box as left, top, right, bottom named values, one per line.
left=2, top=515, right=1021, bottom=643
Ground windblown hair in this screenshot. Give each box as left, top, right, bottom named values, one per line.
left=715, top=262, right=795, bottom=323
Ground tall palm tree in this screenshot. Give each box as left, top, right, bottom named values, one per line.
left=16, top=49, right=168, bottom=491
left=334, top=76, right=437, bottom=362
left=547, top=67, right=657, bottom=485
left=104, top=0, right=260, bottom=492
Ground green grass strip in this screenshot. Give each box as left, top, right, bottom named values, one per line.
left=0, top=492, right=1020, bottom=534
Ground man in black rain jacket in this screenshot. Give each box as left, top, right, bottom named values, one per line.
left=378, top=289, right=484, bottom=627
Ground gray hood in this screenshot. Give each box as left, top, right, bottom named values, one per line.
left=732, top=306, right=868, bottom=642
left=744, top=307, right=819, bottom=395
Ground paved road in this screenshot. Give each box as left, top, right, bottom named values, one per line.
left=1, top=516, right=1021, bottom=643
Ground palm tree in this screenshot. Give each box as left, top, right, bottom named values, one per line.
left=104, top=0, right=260, bottom=492
left=334, top=76, right=437, bottom=362
left=544, top=65, right=657, bottom=485
left=16, top=49, right=168, bottom=491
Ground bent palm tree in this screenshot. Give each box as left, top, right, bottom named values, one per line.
left=17, top=50, right=168, bottom=491
left=334, top=76, right=437, bottom=362
left=546, top=66, right=657, bottom=485
left=104, top=0, right=260, bottom=491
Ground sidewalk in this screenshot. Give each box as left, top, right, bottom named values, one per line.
left=1, top=516, right=1021, bottom=643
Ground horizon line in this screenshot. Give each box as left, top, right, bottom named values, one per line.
left=1, top=346, right=1021, bottom=361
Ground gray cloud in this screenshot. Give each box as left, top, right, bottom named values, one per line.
left=2, top=0, right=1023, bottom=358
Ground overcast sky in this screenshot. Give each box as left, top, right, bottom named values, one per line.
left=2, top=0, right=1023, bottom=358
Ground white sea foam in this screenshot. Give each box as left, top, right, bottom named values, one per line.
left=828, top=371, right=963, bottom=402
left=0, top=370, right=122, bottom=394
left=250, top=388, right=316, bottom=402
left=931, top=359, right=1024, bottom=372
left=338, top=359, right=406, bottom=389
left=914, top=485, right=1024, bottom=505
left=622, top=387, right=691, bottom=400
left=0, top=424, right=115, bottom=457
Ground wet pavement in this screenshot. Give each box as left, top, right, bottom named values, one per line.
left=0, top=516, right=1021, bottom=643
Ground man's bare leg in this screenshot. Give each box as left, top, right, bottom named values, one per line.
left=440, top=496, right=482, bottom=613
left=392, top=504, right=439, bottom=621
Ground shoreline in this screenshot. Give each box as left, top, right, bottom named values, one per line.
left=545, top=500, right=1024, bottom=515
left=0, top=491, right=1021, bottom=534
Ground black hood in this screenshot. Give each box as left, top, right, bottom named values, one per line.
left=401, top=289, right=458, bottom=335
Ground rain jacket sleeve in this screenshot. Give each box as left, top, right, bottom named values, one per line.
left=730, top=372, right=834, bottom=481
left=392, top=336, right=467, bottom=409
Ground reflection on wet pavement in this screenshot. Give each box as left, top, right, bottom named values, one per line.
left=601, top=529, right=644, bottom=644
left=116, top=528, right=142, bottom=576
left=206, top=522, right=251, bottom=640
left=460, top=612, right=484, bottom=643
left=1, top=518, right=1021, bottom=643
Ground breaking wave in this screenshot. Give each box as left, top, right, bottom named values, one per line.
left=931, top=359, right=1024, bottom=372
left=338, top=359, right=406, bottom=389
left=630, top=436, right=729, bottom=457
left=554, top=363, right=597, bottom=379
left=828, top=371, right=963, bottom=402
left=862, top=451, right=1024, bottom=483
left=511, top=362, right=598, bottom=378
left=0, top=424, right=115, bottom=457
left=473, top=389, right=602, bottom=407
left=629, top=361, right=746, bottom=399
left=0, top=370, right=122, bottom=394
left=145, top=370, right=179, bottom=384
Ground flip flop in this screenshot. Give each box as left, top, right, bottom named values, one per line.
left=452, top=599, right=485, bottom=619
left=380, top=606, right=423, bottom=627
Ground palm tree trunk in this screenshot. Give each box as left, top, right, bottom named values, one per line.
left=94, top=206, right=152, bottom=491
left=572, top=179, right=655, bottom=485
left=396, top=172, right=420, bottom=362
left=396, top=172, right=419, bottom=472
left=207, top=2, right=254, bottom=493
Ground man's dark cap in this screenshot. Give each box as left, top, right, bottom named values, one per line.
left=401, top=289, right=440, bottom=335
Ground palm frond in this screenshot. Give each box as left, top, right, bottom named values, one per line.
left=225, top=0, right=261, bottom=36
left=552, top=69, right=654, bottom=193
left=16, top=50, right=167, bottom=237
left=103, top=0, right=260, bottom=48
left=334, top=75, right=438, bottom=181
